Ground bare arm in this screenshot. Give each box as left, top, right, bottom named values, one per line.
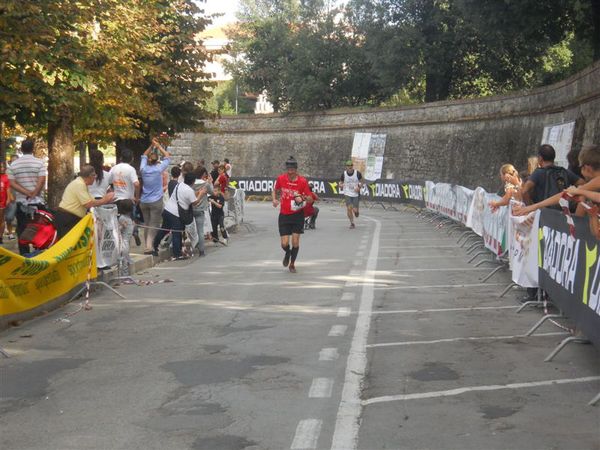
left=521, top=180, right=535, bottom=205
left=83, top=192, right=115, bottom=209
left=272, top=188, right=279, bottom=207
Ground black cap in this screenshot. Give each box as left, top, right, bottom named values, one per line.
left=285, top=156, right=298, bottom=169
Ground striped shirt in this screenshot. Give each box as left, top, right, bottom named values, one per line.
left=7, top=154, right=47, bottom=204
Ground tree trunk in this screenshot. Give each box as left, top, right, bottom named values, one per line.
left=0, top=122, right=4, bottom=162
left=76, top=142, right=86, bottom=167
left=47, top=109, right=75, bottom=210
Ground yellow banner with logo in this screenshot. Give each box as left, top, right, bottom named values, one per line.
left=0, top=214, right=97, bottom=316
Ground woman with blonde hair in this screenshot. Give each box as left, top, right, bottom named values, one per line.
left=489, top=163, right=523, bottom=212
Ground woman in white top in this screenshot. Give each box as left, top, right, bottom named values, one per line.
left=152, top=172, right=204, bottom=260
left=88, top=149, right=110, bottom=199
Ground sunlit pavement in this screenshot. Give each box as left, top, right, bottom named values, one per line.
left=1, top=202, right=599, bottom=450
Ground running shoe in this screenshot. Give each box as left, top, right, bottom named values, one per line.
left=355, top=211, right=359, bottom=217
left=350, top=223, right=355, bottom=229
left=289, top=263, right=296, bottom=273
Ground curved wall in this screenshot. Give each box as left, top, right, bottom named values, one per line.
left=172, top=62, right=600, bottom=191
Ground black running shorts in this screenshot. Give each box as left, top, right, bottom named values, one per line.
left=278, top=211, right=305, bottom=236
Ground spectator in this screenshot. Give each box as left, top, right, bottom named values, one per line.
left=88, top=149, right=110, bottom=199
left=209, top=183, right=228, bottom=245
left=519, top=155, right=539, bottom=181
left=108, top=148, right=140, bottom=212
left=168, top=166, right=181, bottom=197
left=567, top=147, right=582, bottom=178
left=216, top=164, right=229, bottom=198
left=303, top=187, right=319, bottom=229
left=139, top=138, right=171, bottom=254
left=7, top=139, right=48, bottom=255
left=521, top=144, right=583, bottom=207
left=55, top=165, right=114, bottom=239
left=0, top=161, right=13, bottom=244
left=4, top=155, right=17, bottom=240
left=210, top=160, right=220, bottom=182
left=192, top=166, right=212, bottom=256
left=489, top=164, right=522, bottom=212
left=179, top=161, right=194, bottom=183
left=116, top=199, right=135, bottom=276
left=224, top=158, right=232, bottom=177
left=152, top=172, right=204, bottom=260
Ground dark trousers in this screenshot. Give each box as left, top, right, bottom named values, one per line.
left=211, top=213, right=228, bottom=240
left=55, top=209, right=83, bottom=241
left=153, top=210, right=184, bottom=257
left=16, top=202, right=46, bottom=255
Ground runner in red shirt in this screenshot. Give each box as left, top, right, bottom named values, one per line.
left=272, top=156, right=313, bottom=273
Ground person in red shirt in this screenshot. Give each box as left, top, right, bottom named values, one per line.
left=272, top=156, right=313, bottom=273
left=0, top=161, right=12, bottom=244
left=303, top=188, right=319, bottom=229
left=216, top=164, right=229, bottom=198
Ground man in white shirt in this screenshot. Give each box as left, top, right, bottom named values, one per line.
left=108, top=148, right=141, bottom=245
left=7, top=139, right=48, bottom=254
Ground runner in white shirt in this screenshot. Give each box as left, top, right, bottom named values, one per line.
left=108, top=149, right=140, bottom=202
left=339, top=160, right=363, bottom=229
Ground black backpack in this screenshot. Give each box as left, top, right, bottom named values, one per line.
left=542, top=166, right=570, bottom=209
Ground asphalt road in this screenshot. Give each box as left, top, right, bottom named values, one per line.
left=1, top=201, right=599, bottom=450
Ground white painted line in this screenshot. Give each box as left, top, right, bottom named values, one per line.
left=393, top=267, right=489, bottom=272
left=328, top=325, right=348, bottom=337
left=309, top=378, right=334, bottom=398
left=379, top=245, right=458, bottom=249
left=375, top=283, right=506, bottom=290
left=331, top=215, right=381, bottom=450
left=349, top=270, right=361, bottom=277
left=373, top=305, right=519, bottom=315
left=291, top=419, right=322, bottom=449
left=319, top=348, right=340, bottom=361
left=362, top=376, right=600, bottom=405
left=337, top=307, right=351, bottom=317
left=367, top=331, right=568, bottom=348
left=376, top=255, right=465, bottom=260
left=341, top=292, right=356, bottom=301
left=379, top=238, right=454, bottom=242
left=356, top=251, right=365, bottom=257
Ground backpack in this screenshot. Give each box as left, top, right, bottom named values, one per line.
left=542, top=166, right=570, bottom=209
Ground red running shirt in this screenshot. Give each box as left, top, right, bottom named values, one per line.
left=275, top=173, right=311, bottom=215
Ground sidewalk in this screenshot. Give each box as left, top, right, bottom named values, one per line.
left=0, top=215, right=238, bottom=329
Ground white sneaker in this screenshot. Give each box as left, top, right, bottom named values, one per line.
left=222, top=238, right=228, bottom=246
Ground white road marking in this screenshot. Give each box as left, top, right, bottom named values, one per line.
left=375, top=283, right=506, bottom=290
left=379, top=245, right=458, bottom=249
left=319, top=348, right=340, bottom=361
left=337, top=307, right=351, bottom=317
left=392, top=267, right=489, bottom=272
left=341, top=292, right=356, bottom=301
left=367, top=332, right=568, bottom=348
left=291, top=419, right=322, bottom=449
left=349, top=270, right=361, bottom=277
left=309, top=378, right=334, bottom=398
left=362, top=376, right=600, bottom=405
left=376, top=255, right=465, bottom=260
left=373, top=305, right=519, bottom=315
left=331, top=215, right=381, bottom=450
left=328, top=325, right=348, bottom=337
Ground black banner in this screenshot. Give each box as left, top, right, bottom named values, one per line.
left=538, top=209, right=600, bottom=347
left=229, top=177, right=426, bottom=207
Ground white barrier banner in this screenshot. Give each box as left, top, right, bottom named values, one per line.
left=483, top=193, right=508, bottom=256
left=425, top=182, right=457, bottom=219
left=466, top=187, right=486, bottom=236
left=93, top=205, right=120, bottom=268
left=455, top=186, right=474, bottom=225
left=508, top=207, right=540, bottom=288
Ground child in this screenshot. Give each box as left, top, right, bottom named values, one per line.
left=303, top=188, right=320, bottom=229
left=117, top=199, right=134, bottom=276
left=209, top=184, right=228, bottom=245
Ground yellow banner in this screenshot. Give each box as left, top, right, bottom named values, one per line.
left=0, top=214, right=97, bottom=316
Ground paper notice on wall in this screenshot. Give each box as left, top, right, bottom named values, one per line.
left=541, top=121, right=575, bottom=169
left=365, top=134, right=387, bottom=180
left=351, top=132, right=371, bottom=175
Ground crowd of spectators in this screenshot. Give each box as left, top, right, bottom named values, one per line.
left=0, top=137, right=235, bottom=269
